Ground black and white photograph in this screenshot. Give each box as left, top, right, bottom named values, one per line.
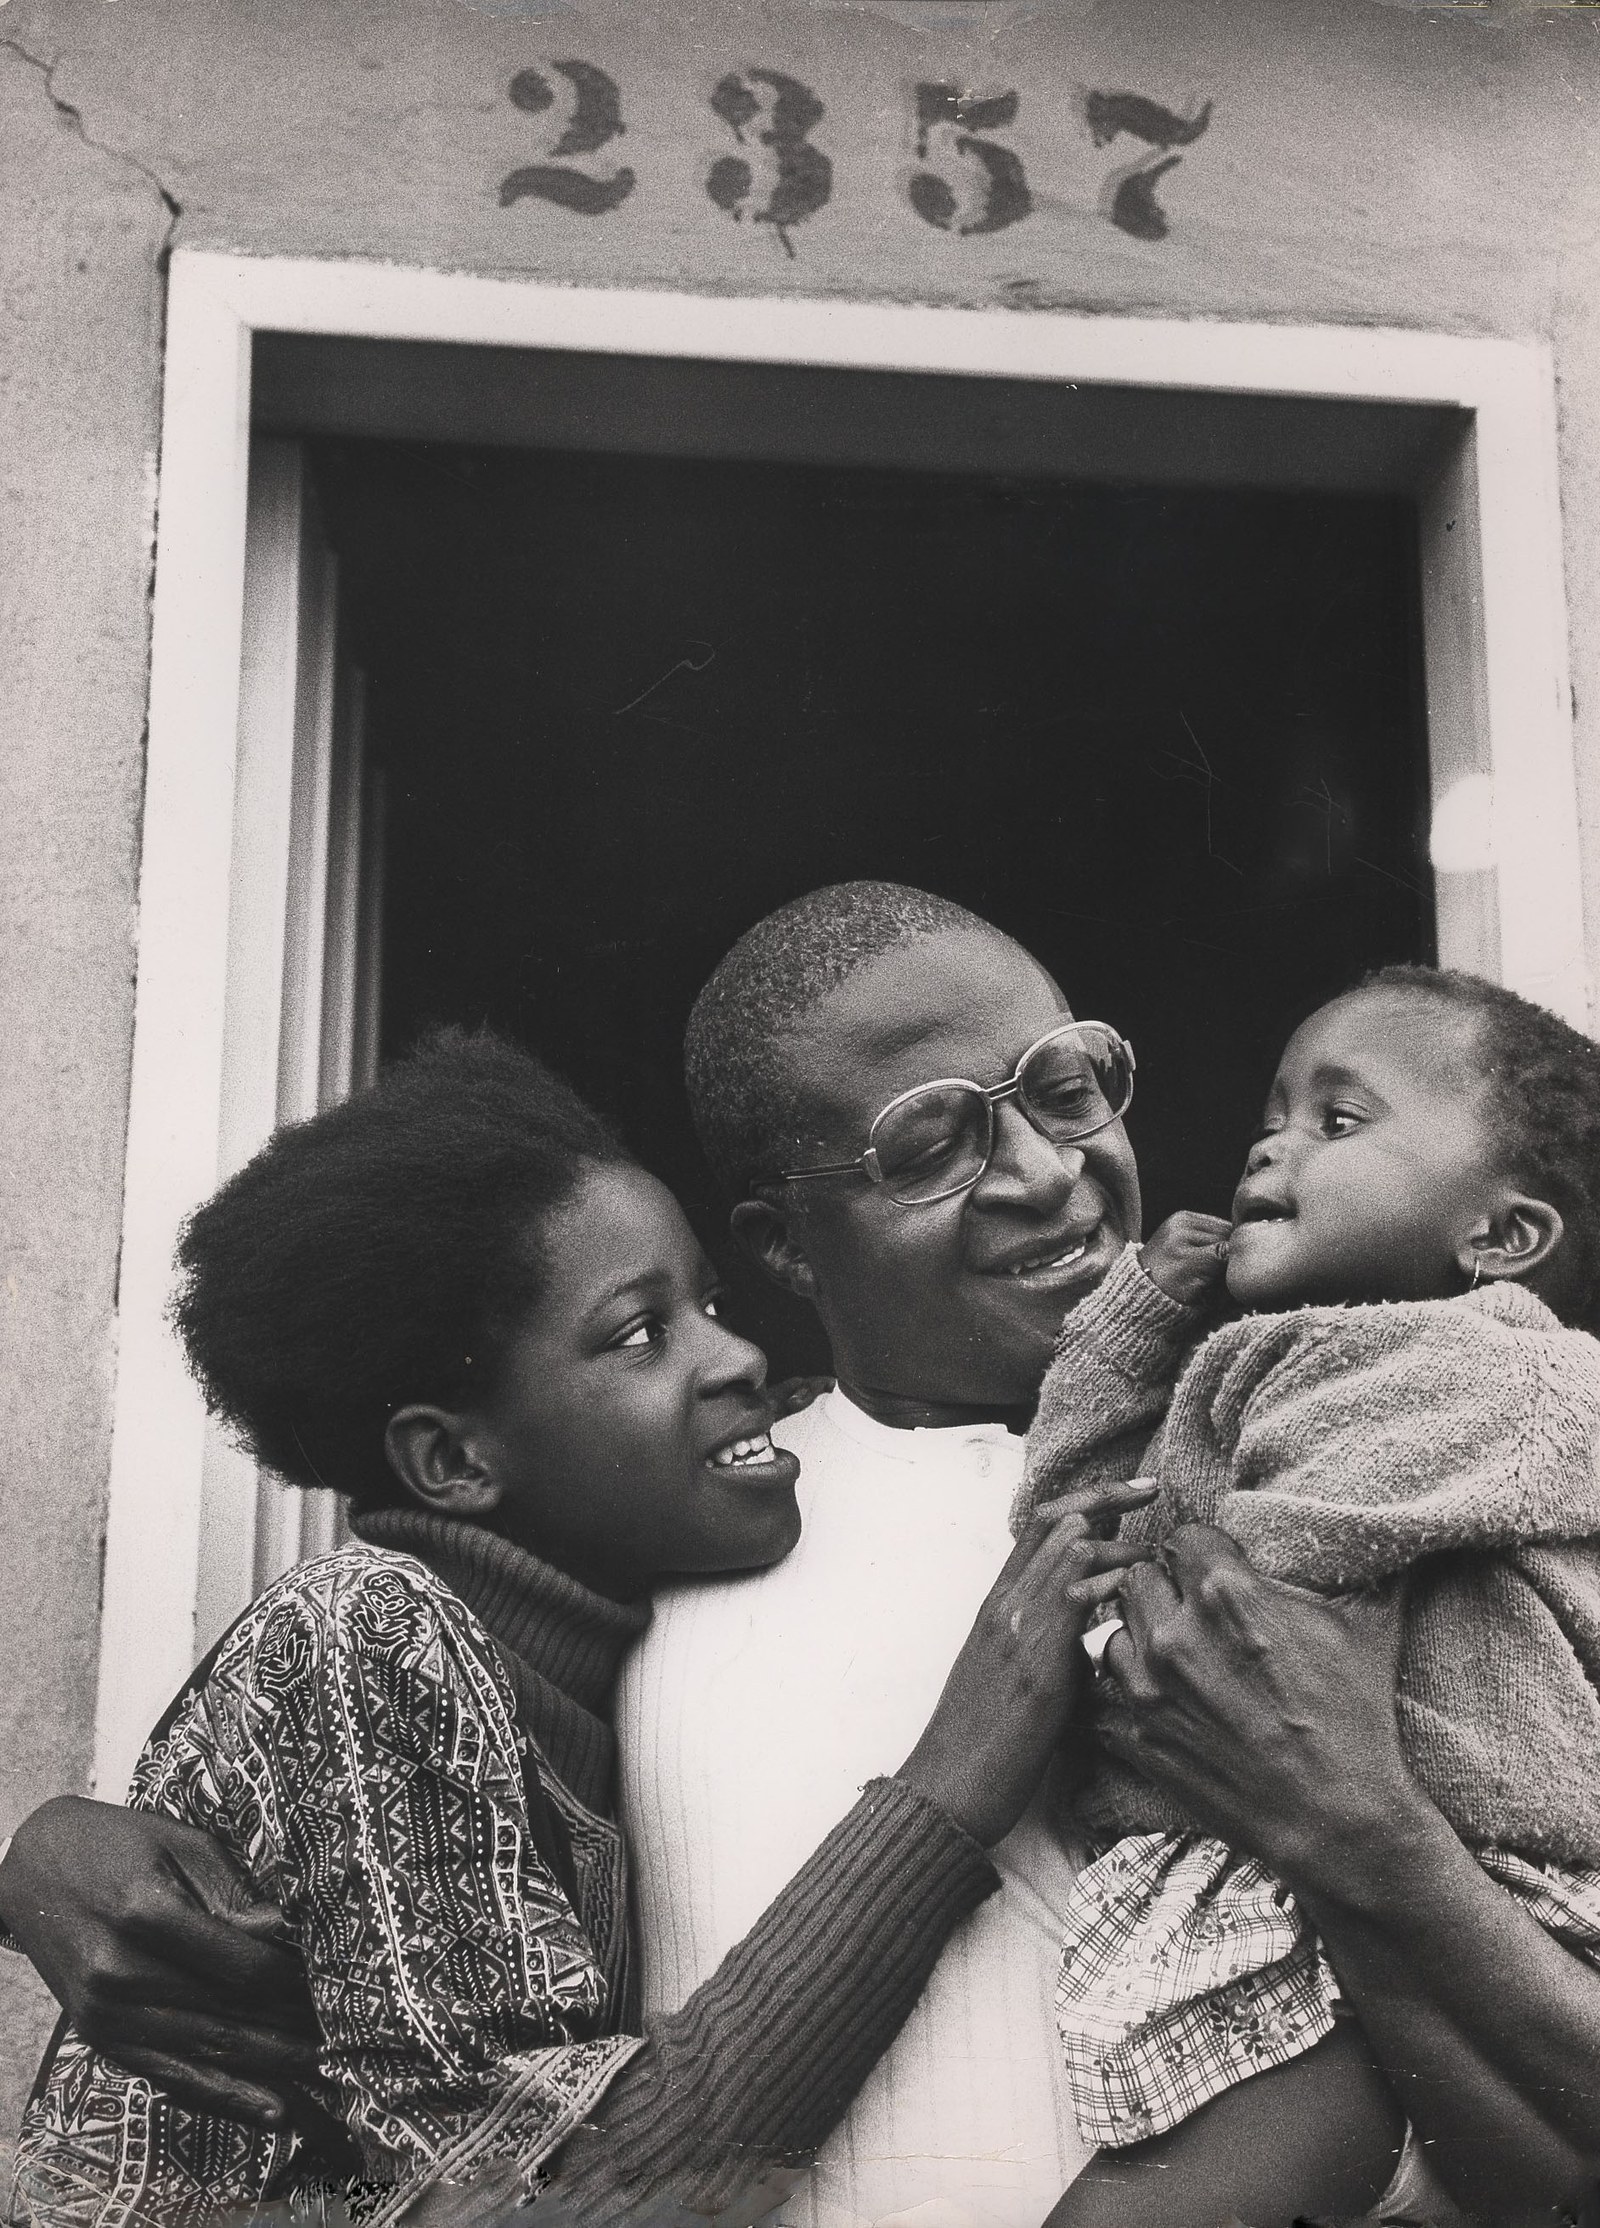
left=5, top=4, right=1600, bottom=2223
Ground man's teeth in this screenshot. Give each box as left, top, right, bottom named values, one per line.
left=1006, top=1240, right=1089, bottom=1279
left=711, top=1433, right=778, bottom=1468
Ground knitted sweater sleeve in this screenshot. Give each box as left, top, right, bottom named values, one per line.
left=1197, top=1290, right=1600, bottom=1589
left=546, top=1776, right=999, bottom=2227
left=1014, top=1241, right=1210, bottom=1533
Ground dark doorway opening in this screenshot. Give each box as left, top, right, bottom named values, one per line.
left=315, top=439, right=1431, bottom=1374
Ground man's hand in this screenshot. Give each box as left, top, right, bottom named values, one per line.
left=1138, top=1210, right=1232, bottom=1309
left=0, top=1797, right=319, bottom=2125
left=1100, top=1526, right=1415, bottom=1884
left=1097, top=1530, right=1600, bottom=2213
left=896, top=1480, right=1156, bottom=1848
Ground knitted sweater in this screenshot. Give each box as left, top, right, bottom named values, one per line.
left=14, top=1509, right=997, bottom=2228
left=1017, top=1247, right=1600, bottom=1868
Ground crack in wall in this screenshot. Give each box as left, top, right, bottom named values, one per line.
left=2, top=32, right=184, bottom=1408
left=1, top=35, right=183, bottom=258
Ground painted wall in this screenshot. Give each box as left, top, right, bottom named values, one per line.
left=1, top=0, right=1597, bottom=2121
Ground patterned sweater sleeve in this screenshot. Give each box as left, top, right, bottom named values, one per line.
left=155, top=1551, right=643, bottom=2205
left=1014, top=1242, right=1210, bottom=1533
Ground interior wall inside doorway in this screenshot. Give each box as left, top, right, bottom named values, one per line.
left=314, top=439, right=1431, bottom=1373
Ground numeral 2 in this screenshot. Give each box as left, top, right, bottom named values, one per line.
left=500, top=61, right=636, bottom=216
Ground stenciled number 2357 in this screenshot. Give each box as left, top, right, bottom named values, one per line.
left=499, top=65, right=1213, bottom=253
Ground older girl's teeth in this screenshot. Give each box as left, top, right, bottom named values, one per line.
left=713, top=1433, right=777, bottom=1468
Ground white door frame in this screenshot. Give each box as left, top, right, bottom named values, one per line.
left=94, top=245, right=1586, bottom=1796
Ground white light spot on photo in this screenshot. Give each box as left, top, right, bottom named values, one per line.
left=1430, top=773, right=1497, bottom=874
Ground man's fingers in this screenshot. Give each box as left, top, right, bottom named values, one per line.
left=1110, top=1555, right=1184, bottom=1686
left=1029, top=1476, right=1158, bottom=1539
left=96, top=2045, right=296, bottom=2128
left=1100, top=1623, right=1139, bottom=1693
left=1021, top=1518, right=1143, bottom=1596
left=1057, top=1538, right=1152, bottom=1585
left=1005, top=1534, right=1151, bottom=1621
left=1158, top=1523, right=1254, bottom=1596
left=1065, top=1568, right=1130, bottom=1609
left=1113, top=1553, right=1180, bottom=1630
left=80, top=2003, right=322, bottom=2080
left=131, top=1894, right=317, bottom=2025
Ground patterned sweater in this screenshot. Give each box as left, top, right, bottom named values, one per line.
left=13, top=1508, right=998, bottom=2228
left=1016, top=1247, right=1600, bottom=1867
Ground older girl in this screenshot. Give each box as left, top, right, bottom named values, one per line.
left=10, top=1032, right=1139, bottom=2228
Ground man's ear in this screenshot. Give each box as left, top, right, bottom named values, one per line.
left=729, top=1196, right=819, bottom=1302
left=384, top=1405, right=505, bottom=1519
left=1459, top=1195, right=1565, bottom=1288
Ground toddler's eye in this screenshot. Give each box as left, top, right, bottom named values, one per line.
left=614, top=1316, right=666, bottom=1350
left=1323, top=1107, right=1362, bottom=1137
left=703, top=1295, right=723, bottom=1319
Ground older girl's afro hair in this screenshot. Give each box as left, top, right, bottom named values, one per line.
left=171, top=1029, right=629, bottom=1509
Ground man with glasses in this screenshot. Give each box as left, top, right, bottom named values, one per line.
left=616, top=882, right=1141, bottom=2226
left=622, top=880, right=1600, bottom=2226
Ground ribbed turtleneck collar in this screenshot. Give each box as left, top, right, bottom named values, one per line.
left=347, top=1508, right=650, bottom=1810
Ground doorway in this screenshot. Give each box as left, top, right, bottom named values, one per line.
left=315, top=437, right=1429, bottom=1372
left=94, top=255, right=1582, bottom=1799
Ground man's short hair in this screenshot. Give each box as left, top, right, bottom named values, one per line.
left=685, top=880, right=1005, bottom=1198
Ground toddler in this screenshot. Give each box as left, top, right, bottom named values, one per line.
left=1017, top=966, right=1600, bottom=2224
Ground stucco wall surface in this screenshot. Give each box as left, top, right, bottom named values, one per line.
left=1, top=0, right=1598, bottom=2128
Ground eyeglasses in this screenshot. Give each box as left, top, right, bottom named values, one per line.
left=771, top=1021, right=1135, bottom=1208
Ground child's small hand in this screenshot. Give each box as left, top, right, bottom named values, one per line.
left=769, top=1373, right=835, bottom=1420
left=1139, top=1211, right=1232, bottom=1308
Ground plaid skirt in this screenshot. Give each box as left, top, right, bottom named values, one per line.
left=1056, top=1831, right=1600, bottom=2150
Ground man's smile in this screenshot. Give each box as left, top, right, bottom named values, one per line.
left=978, top=1215, right=1118, bottom=1291
left=1002, top=1238, right=1087, bottom=1279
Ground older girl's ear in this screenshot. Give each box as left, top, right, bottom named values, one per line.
left=384, top=1406, right=504, bottom=1519
left=729, top=1197, right=819, bottom=1302
left=1459, top=1196, right=1565, bottom=1289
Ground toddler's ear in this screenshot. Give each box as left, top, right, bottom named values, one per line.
left=1460, top=1195, right=1565, bottom=1288
left=730, top=1196, right=819, bottom=1301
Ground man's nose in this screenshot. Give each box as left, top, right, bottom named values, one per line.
left=978, top=1099, right=1085, bottom=1207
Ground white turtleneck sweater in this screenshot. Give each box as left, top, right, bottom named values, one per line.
left=615, top=1386, right=1091, bottom=2228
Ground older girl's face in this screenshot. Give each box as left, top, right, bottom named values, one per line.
left=468, top=1164, right=801, bottom=1599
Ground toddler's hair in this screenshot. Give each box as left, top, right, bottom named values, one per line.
left=1366, top=965, right=1600, bottom=1334
left=172, top=1029, right=629, bottom=1509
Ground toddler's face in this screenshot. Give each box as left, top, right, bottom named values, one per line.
left=1225, top=989, right=1500, bottom=1313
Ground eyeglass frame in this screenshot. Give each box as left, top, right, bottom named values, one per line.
left=766, top=1020, right=1136, bottom=1208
